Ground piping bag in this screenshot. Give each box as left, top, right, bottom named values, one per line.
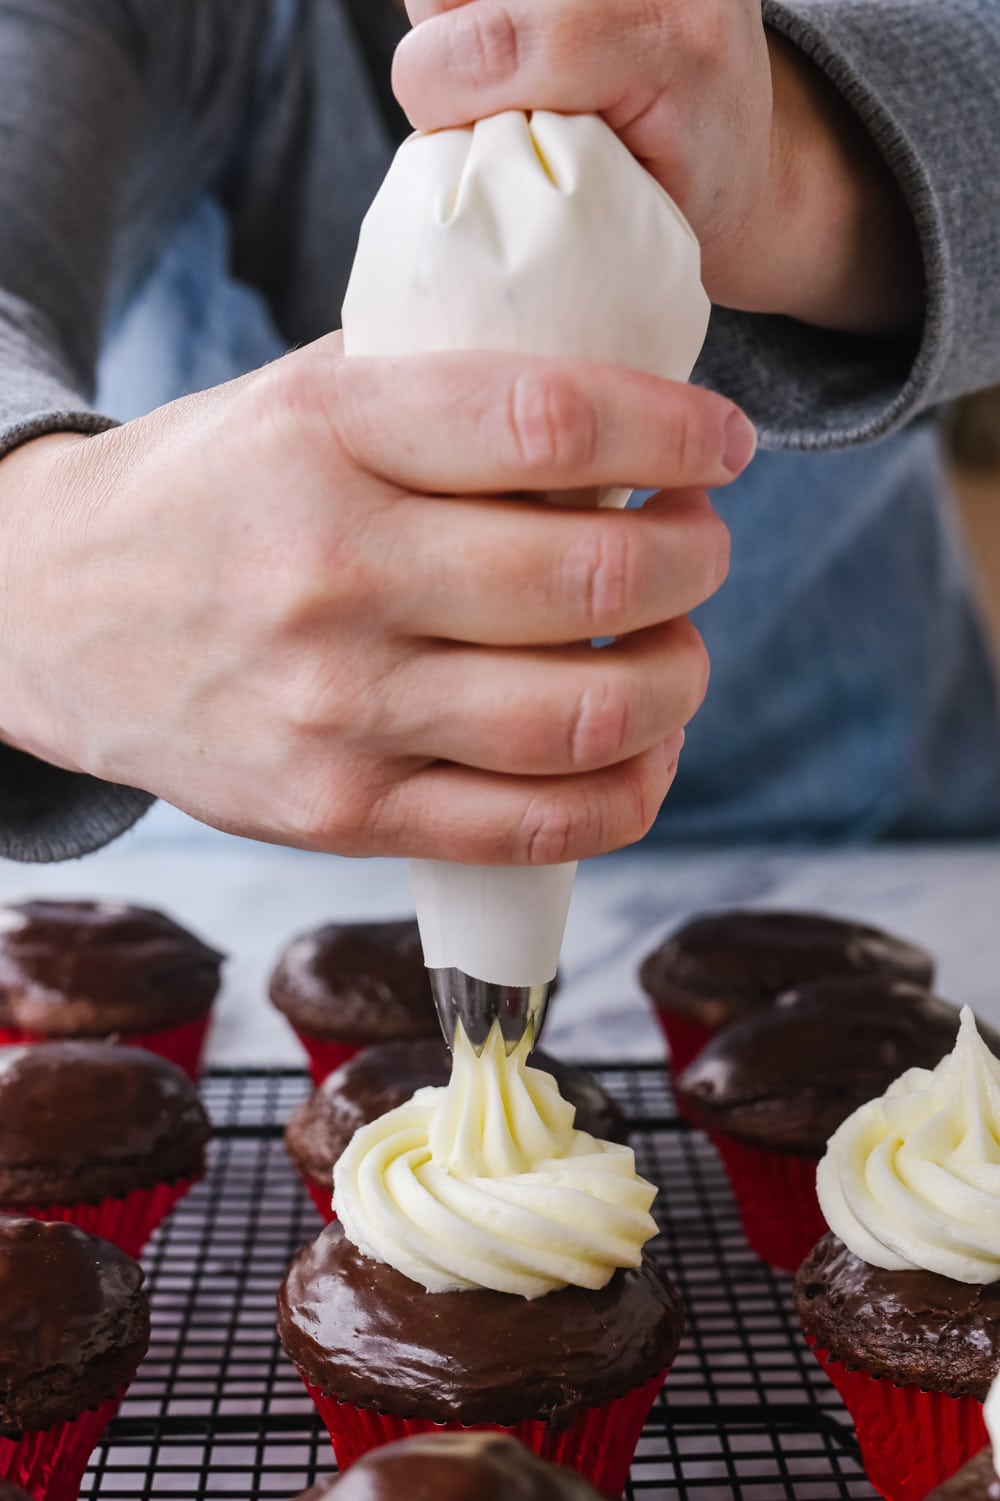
left=341, top=111, right=710, bottom=1054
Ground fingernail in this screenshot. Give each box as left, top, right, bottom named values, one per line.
left=662, top=729, right=686, bottom=768
left=723, top=410, right=758, bottom=476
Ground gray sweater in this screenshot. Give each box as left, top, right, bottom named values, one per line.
left=0, top=0, right=998, bottom=861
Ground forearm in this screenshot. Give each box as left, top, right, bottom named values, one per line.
left=711, top=31, right=923, bottom=336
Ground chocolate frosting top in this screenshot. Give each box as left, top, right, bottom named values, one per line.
left=0, top=1217, right=147, bottom=1386
left=926, top=1449, right=1000, bottom=1501
left=0, top=1041, right=210, bottom=1189
left=795, top=1234, right=1000, bottom=1399
left=277, top=1220, right=683, bottom=1427
left=284, top=1037, right=627, bottom=1186
left=679, top=980, right=985, bottom=1155
left=639, top=909, right=934, bottom=1027
left=0, top=899, right=223, bottom=1034
left=269, top=920, right=438, bottom=1042
left=295, top=1433, right=605, bottom=1500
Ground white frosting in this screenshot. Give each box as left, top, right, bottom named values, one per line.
left=817, top=1008, right=1000, bottom=1284
left=334, top=1024, right=658, bottom=1299
left=985, top=1371, right=1000, bottom=1478
left=342, top=110, right=709, bottom=383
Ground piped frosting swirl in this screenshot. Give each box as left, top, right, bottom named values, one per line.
left=334, top=1025, right=657, bottom=1299
left=817, top=1007, right=1000, bottom=1284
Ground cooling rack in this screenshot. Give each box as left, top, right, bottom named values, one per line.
left=79, top=1064, right=874, bottom=1499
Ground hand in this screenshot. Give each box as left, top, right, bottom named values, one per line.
left=0, top=337, right=755, bottom=863
left=393, top=0, right=921, bottom=334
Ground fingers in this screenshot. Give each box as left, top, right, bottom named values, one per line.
left=297, top=343, right=757, bottom=495
left=364, top=733, right=686, bottom=863
left=394, top=0, right=670, bottom=128
left=389, top=620, right=708, bottom=775
left=387, top=489, right=729, bottom=645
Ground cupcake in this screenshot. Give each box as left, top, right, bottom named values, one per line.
left=795, top=1009, right=1000, bottom=1501
left=278, top=1026, right=682, bottom=1496
left=0, top=1041, right=210, bottom=1257
left=638, top=909, right=934, bottom=1076
left=284, top=1037, right=627, bottom=1220
left=269, top=920, right=438, bottom=1084
left=0, top=1216, right=150, bottom=1501
left=679, top=979, right=987, bottom=1272
left=926, top=1368, right=999, bottom=1500
left=292, top=1431, right=606, bottom=1499
left=0, top=1484, right=31, bottom=1500
left=0, top=899, right=223, bottom=1078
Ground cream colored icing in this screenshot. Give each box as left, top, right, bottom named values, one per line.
left=816, top=1007, right=1000, bottom=1284
left=333, top=1024, right=658, bottom=1299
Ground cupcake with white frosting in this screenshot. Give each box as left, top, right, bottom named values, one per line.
left=277, top=1025, right=683, bottom=1497
left=795, top=1008, right=1000, bottom=1501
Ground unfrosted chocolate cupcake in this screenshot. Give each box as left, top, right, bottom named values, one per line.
left=927, top=1450, right=999, bottom=1501
left=639, top=909, right=934, bottom=1074
left=0, top=1041, right=210, bottom=1254
left=293, top=1432, right=606, bottom=1499
left=0, top=1217, right=149, bottom=1496
left=0, top=898, right=223, bottom=1077
left=677, top=980, right=989, bottom=1273
left=285, top=1037, right=627, bottom=1218
left=269, top=920, right=438, bottom=1084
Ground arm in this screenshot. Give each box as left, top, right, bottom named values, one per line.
left=394, top=0, right=1000, bottom=445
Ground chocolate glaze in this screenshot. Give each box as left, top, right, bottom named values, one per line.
left=284, top=1038, right=627, bottom=1190
left=0, top=1216, right=149, bottom=1437
left=679, top=980, right=991, bottom=1156
left=277, top=1220, right=683, bottom=1428
left=638, top=910, right=934, bottom=1029
left=0, top=899, right=223, bottom=1035
left=294, top=1433, right=605, bottom=1500
left=795, top=1234, right=1000, bottom=1399
left=269, top=921, right=437, bottom=1043
left=927, top=1449, right=1000, bottom=1501
left=0, top=1041, right=210, bottom=1205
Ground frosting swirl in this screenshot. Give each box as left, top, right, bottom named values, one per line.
left=333, top=1025, right=657, bottom=1299
left=817, top=1008, right=1000, bottom=1284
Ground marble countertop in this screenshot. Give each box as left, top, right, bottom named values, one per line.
left=2, top=802, right=997, bottom=1065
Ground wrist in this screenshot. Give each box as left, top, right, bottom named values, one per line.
left=713, top=31, right=922, bottom=336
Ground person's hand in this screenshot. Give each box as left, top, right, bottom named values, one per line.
left=393, top=0, right=921, bottom=334
left=0, top=336, right=755, bottom=863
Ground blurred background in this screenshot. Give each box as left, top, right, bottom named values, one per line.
left=951, top=385, right=1000, bottom=661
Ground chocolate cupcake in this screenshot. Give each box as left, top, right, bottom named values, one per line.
left=293, top=1432, right=606, bottom=1499
left=0, top=899, right=223, bottom=1078
left=0, top=1041, right=210, bottom=1256
left=269, top=920, right=438, bottom=1084
left=284, top=1037, right=627, bottom=1220
left=927, top=1451, right=999, bottom=1501
left=794, top=1010, right=1000, bottom=1501
left=638, top=909, right=934, bottom=1075
left=279, top=1026, right=679, bottom=1495
left=0, top=1216, right=150, bottom=1501
left=679, top=979, right=985, bottom=1271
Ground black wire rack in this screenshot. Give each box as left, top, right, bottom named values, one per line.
left=78, top=1064, right=875, bottom=1500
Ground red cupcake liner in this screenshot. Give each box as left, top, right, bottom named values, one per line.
left=5, top=1177, right=197, bottom=1258
left=302, top=1175, right=337, bottom=1224
left=0, top=1390, right=124, bottom=1501
left=0, top=1013, right=211, bottom=1080
left=650, top=1009, right=713, bottom=1077
left=303, top=1368, right=667, bottom=1498
left=806, top=1341, right=987, bottom=1501
left=704, top=1130, right=824, bottom=1273
left=293, top=1033, right=364, bottom=1088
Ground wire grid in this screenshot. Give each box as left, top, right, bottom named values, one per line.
left=78, top=1065, right=874, bottom=1500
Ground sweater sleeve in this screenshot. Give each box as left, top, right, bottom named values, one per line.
left=696, top=0, right=1000, bottom=450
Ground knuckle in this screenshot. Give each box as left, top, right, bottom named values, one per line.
left=675, top=619, right=711, bottom=718
left=568, top=678, right=635, bottom=771
left=513, top=794, right=581, bottom=866
left=467, top=2, right=520, bottom=82
left=565, top=523, right=636, bottom=638
left=507, top=369, right=598, bottom=474
left=671, top=0, right=726, bottom=63
left=247, top=357, right=327, bottom=445
left=621, top=760, right=668, bottom=844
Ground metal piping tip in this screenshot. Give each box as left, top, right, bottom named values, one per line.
left=429, top=967, right=555, bottom=1055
